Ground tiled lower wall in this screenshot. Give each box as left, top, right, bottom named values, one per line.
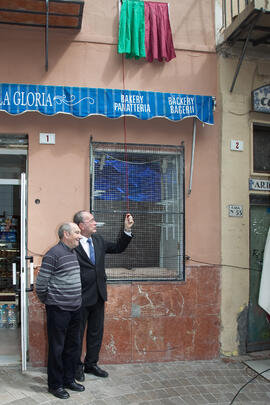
left=29, top=265, right=220, bottom=366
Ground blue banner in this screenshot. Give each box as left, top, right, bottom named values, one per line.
left=0, top=83, right=214, bottom=124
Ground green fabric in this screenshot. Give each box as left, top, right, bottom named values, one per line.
left=118, top=0, right=146, bottom=59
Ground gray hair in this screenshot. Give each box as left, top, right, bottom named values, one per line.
left=58, top=223, right=73, bottom=239
left=73, top=211, right=88, bottom=225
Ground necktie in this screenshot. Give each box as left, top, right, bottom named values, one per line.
left=87, top=238, right=95, bottom=264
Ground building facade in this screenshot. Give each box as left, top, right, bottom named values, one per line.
left=0, top=0, right=220, bottom=367
left=216, top=0, right=270, bottom=356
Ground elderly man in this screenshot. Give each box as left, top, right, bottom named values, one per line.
left=73, top=211, right=134, bottom=382
left=36, top=222, right=85, bottom=400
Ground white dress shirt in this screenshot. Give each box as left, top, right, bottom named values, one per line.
left=80, top=231, right=131, bottom=258
left=80, top=235, right=92, bottom=258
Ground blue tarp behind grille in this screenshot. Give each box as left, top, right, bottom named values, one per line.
left=0, top=83, right=214, bottom=124
left=94, top=158, right=162, bottom=202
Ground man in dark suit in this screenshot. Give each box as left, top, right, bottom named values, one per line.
left=73, top=210, right=134, bottom=381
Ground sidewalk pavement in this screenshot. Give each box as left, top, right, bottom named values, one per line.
left=0, top=357, right=270, bottom=405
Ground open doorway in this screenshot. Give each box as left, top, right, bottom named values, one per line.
left=0, top=135, right=28, bottom=365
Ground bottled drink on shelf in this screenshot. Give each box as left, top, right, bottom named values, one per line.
left=7, top=304, right=17, bottom=329
left=0, top=304, right=8, bottom=328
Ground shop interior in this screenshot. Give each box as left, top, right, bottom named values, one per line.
left=0, top=143, right=27, bottom=365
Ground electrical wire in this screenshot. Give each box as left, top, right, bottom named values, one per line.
left=20, top=251, right=263, bottom=274
left=121, top=53, right=129, bottom=213
left=188, top=257, right=261, bottom=272
left=229, top=367, right=270, bottom=404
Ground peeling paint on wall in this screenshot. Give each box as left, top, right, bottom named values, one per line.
left=131, top=304, right=141, bottom=318
left=105, top=335, right=117, bottom=355
left=237, top=305, right=248, bottom=354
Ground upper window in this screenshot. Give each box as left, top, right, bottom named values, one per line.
left=253, top=124, right=270, bottom=174
left=90, top=141, right=185, bottom=282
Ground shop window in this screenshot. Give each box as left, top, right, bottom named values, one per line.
left=253, top=124, right=270, bottom=174
left=90, top=141, right=185, bottom=282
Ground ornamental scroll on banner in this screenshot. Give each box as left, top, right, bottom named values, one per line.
left=0, top=83, right=214, bottom=124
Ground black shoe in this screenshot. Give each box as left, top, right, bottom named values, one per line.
left=84, top=364, right=108, bottom=378
left=64, top=381, right=85, bottom=392
left=75, top=365, right=85, bottom=382
left=48, top=387, right=70, bottom=399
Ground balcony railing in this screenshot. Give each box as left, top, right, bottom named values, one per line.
left=219, top=0, right=270, bottom=92
left=222, top=0, right=250, bottom=29
left=0, top=0, right=84, bottom=72
left=219, top=0, right=270, bottom=48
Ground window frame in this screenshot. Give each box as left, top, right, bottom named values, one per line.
left=90, top=140, right=185, bottom=282
left=251, top=121, right=270, bottom=177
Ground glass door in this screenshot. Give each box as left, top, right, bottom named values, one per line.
left=0, top=180, right=21, bottom=364
left=0, top=145, right=28, bottom=367
left=247, top=196, right=270, bottom=351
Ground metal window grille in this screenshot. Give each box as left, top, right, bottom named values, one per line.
left=90, top=141, right=185, bottom=282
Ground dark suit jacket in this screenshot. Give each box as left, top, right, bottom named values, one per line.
left=75, top=232, right=132, bottom=306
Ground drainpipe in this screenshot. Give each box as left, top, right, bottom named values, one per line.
left=188, top=118, right=197, bottom=195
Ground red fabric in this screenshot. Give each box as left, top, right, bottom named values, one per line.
left=144, top=1, right=176, bottom=62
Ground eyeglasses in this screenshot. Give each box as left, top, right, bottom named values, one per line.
left=82, top=218, right=95, bottom=224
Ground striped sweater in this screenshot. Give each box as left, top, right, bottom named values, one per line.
left=36, top=241, right=82, bottom=311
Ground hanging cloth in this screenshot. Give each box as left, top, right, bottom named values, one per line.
left=144, top=1, right=176, bottom=62
left=118, top=0, right=146, bottom=59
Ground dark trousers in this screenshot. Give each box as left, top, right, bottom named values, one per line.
left=78, top=297, right=105, bottom=367
left=46, top=305, right=81, bottom=389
